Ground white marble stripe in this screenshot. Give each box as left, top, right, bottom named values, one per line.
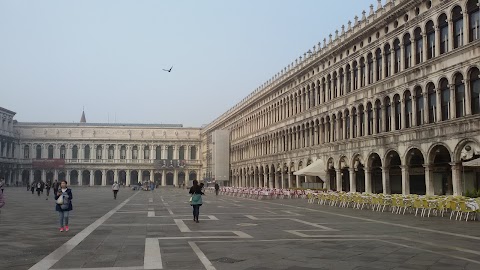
left=29, top=191, right=140, bottom=270
left=52, top=267, right=143, bottom=270
left=102, top=223, right=176, bottom=227
left=188, top=242, right=216, bottom=270
left=147, top=211, right=155, bottom=217
left=144, top=238, right=163, bottom=270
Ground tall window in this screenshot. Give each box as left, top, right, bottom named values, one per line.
left=144, top=146, right=150, bottom=159
left=339, top=69, right=344, bottom=96
left=384, top=44, right=391, bottom=77
left=414, top=28, right=423, bottom=64
left=376, top=49, right=382, bottom=81
left=360, top=58, right=366, bottom=87
left=455, top=74, right=465, bottom=117
left=167, top=146, right=174, bottom=160
left=385, top=97, right=391, bottom=132
left=24, top=145, right=30, bottom=159
left=108, top=146, right=114, bottom=159
left=72, top=145, right=78, bottom=159
left=375, top=100, right=382, bottom=133
left=345, top=110, right=350, bottom=139
left=96, top=146, right=102, bottom=159
left=471, top=68, right=480, bottom=114
left=132, top=146, right=138, bottom=159
left=48, top=145, right=54, bottom=159
left=393, top=39, right=401, bottom=73
left=156, top=146, right=162, bottom=160
left=120, top=146, right=126, bottom=159
left=359, top=105, right=365, bottom=136
left=404, top=91, right=412, bottom=128
left=84, top=145, right=90, bottom=160
left=394, top=95, right=401, bottom=130
left=468, top=0, right=480, bottom=42
left=440, top=79, right=450, bottom=121
left=427, top=83, right=437, bottom=123
left=415, top=87, right=424, bottom=126
left=352, top=108, right=357, bottom=138
left=453, top=6, right=464, bottom=49
left=426, top=21, right=436, bottom=59
left=333, top=72, right=338, bottom=98
left=353, top=62, right=359, bottom=90
left=36, top=145, right=42, bottom=159
left=367, top=54, right=374, bottom=84
left=367, top=103, right=373, bottom=135
left=327, top=75, right=332, bottom=100
left=439, top=14, right=449, bottom=54
left=404, top=34, right=412, bottom=69
left=190, top=146, right=197, bottom=160
left=60, top=145, right=66, bottom=159
left=179, top=146, right=185, bottom=160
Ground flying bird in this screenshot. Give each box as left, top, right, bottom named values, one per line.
left=163, top=66, right=173, bottom=72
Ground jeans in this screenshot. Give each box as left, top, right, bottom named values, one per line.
left=59, top=210, right=70, bottom=227
left=192, top=205, right=200, bottom=221
left=113, top=190, right=118, bottom=199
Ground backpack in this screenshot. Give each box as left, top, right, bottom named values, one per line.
left=37, top=182, right=42, bottom=188
left=60, top=192, right=70, bottom=210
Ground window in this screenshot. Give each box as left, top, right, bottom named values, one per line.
left=84, top=145, right=90, bottom=160
left=440, top=79, right=450, bottom=121
left=367, top=103, right=373, bottom=135
left=394, top=95, right=401, bottom=130
left=438, top=14, right=448, bottom=54
left=455, top=74, right=465, bottom=117
left=393, top=39, right=401, bottom=73
left=179, top=146, right=185, bottom=160
left=132, top=146, right=138, bottom=159
left=453, top=6, right=464, bottom=49
left=345, top=110, right=350, bottom=139
left=384, top=44, right=391, bottom=77
left=339, top=69, right=344, bottom=96
left=385, top=97, right=391, bottom=132
left=60, top=145, right=66, bottom=159
left=375, top=101, right=382, bottom=133
left=359, top=105, right=365, bottom=136
left=353, top=62, right=359, bottom=90
left=346, top=65, right=351, bottom=93
left=468, top=0, right=480, bottom=42
left=471, top=68, right=480, bottom=114
left=426, top=21, right=435, bottom=59
left=360, top=58, right=366, bottom=87
left=120, top=146, right=126, bottom=159
left=327, top=75, right=332, bottom=100
left=190, top=146, right=197, bottom=160
left=427, top=83, right=437, bottom=123
left=415, top=87, right=424, bottom=126
left=156, top=146, right=162, bottom=160
left=144, top=146, right=150, bottom=159
left=72, top=145, right=78, bottom=159
left=108, top=146, right=114, bottom=159
left=333, top=72, right=338, bottom=98
left=376, top=49, right=382, bottom=81
left=414, top=28, right=423, bottom=64
left=24, top=145, right=30, bottom=159
left=48, top=145, right=54, bottom=159
left=403, top=34, right=412, bottom=69
left=367, top=54, right=374, bottom=84
left=404, top=91, right=412, bottom=128
left=167, top=146, right=173, bottom=160
left=352, top=108, right=358, bottom=138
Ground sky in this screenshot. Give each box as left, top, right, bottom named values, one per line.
left=1, top=0, right=374, bottom=127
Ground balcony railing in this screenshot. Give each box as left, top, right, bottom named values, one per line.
left=19, top=158, right=201, bottom=166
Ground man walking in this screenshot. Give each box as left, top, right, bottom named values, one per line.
left=112, top=182, right=120, bottom=199
left=214, top=182, right=220, bottom=196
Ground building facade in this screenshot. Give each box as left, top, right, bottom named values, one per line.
left=202, top=0, right=480, bottom=196
left=6, top=121, right=202, bottom=187
left=0, top=107, right=18, bottom=184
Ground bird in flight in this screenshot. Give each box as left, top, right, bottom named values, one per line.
left=163, top=66, right=173, bottom=72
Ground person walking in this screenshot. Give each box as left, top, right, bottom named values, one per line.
left=0, top=177, right=5, bottom=193
left=0, top=189, right=5, bottom=211
left=36, top=181, right=43, bottom=196
left=189, top=180, right=204, bottom=223
left=52, top=180, right=59, bottom=193
left=54, top=180, right=73, bottom=232
left=45, top=181, right=51, bottom=200
left=31, top=182, right=35, bottom=194
left=112, top=182, right=120, bottom=200
left=214, top=183, right=220, bottom=196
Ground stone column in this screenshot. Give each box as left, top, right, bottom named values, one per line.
left=90, top=170, right=94, bottom=186
left=126, top=169, right=131, bottom=186
left=390, top=49, right=395, bottom=75
left=411, top=38, right=417, bottom=66
left=381, top=166, right=391, bottom=194
left=424, top=164, right=434, bottom=196
left=336, top=169, right=342, bottom=192
left=264, top=173, right=268, bottom=188
left=465, top=77, right=472, bottom=115
left=451, top=163, right=462, bottom=196
left=412, top=94, right=418, bottom=126
left=463, top=13, right=469, bottom=46
left=296, top=175, right=300, bottom=189
left=372, top=56, right=377, bottom=83
left=162, top=170, right=166, bottom=186
left=400, top=165, right=410, bottom=195
left=173, top=169, right=178, bottom=186
left=349, top=168, right=356, bottom=192
left=422, top=33, right=428, bottom=62
left=350, top=69, right=355, bottom=92
left=150, top=169, right=154, bottom=183
left=436, top=89, right=442, bottom=122
left=288, top=172, right=292, bottom=188
left=450, top=84, right=456, bottom=119
left=365, top=168, right=372, bottom=194
left=269, top=172, right=274, bottom=188
left=448, top=19, right=454, bottom=53
left=54, top=169, right=58, bottom=181
left=138, top=169, right=143, bottom=184
left=79, top=170, right=83, bottom=186
left=114, top=169, right=118, bottom=185
left=102, top=169, right=107, bottom=186
left=42, top=170, right=46, bottom=182
left=435, top=26, right=440, bottom=57
left=399, top=44, right=405, bottom=72
left=280, top=173, right=284, bottom=189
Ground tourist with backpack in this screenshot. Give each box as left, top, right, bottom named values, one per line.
left=54, top=180, right=73, bottom=232
left=112, top=182, right=120, bottom=199
left=36, top=181, right=42, bottom=196
left=189, top=180, right=204, bottom=223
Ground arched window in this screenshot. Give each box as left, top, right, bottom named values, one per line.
left=36, top=145, right=42, bottom=159
left=440, top=78, right=450, bottom=121
left=339, top=69, right=344, bottom=96
left=360, top=58, right=366, bottom=87
left=414, top=28, right=423, bottom=64
left=404, top=34, right=412, bottom=69
left=453, top=6, right=464, bottom=49
left=346, top=65, right=351, bottom=93
left=385, top=97, right=392, bottom=132
left=327, top=75, right=332, bottom=100
left=404, top=91, right=412, bottom=128
left=24, top=145, right=30, bottom=159
left=384, top=44, right=391, bottom=77
left=60, top=145, right=66, bottom=159
left=454, top=73, right=465, bottom=117
left=144, top=146, right=150, bottom=160
left=72, top=145, right=78, bottom=159
left=367, top=54, right=374, bottom=84
left=427, top=83, right=437, bottom=123
left=48, top=145, right=54, bottom=159
left=438, top=14, right=449, bottom=54
left=132, top=145, right=138, bottom=159
left=332, top=115, right=336, bottom=141
left=394, top=95, right=401, bottom=130
left=120, top=145, right=126, bottom=159
left=84, top=145, right=90, bottom=160
left=338, top=113, right=343, bottom=140
left=375, top=48, right=382, bottom=81
left=190, top=146, right=197, bottom=160
left=353, top=61, right=359, bottom=90
left=468, top=0, right=480, bottom=42
left=415, top=86, right=424, bottom=126
left=108, top=145, right=114, bottom=159
left=333, top=72, right=338, bottom=98
left=345, top=110, right=350, bottom=139
left=375, top=100, right=382, bottom=133
left=471, top=67, right=480, bottom=114
left=326, top=116, right=331, bottom=142
left=96, top=145, right=102, bottom=159
left=393, top=39, right=401, bottom=73
left=426, top=21, right=436, bottom=59
left=359, top=105, right=365, bottom=136
left=367, top=103, right=373, bottom=135
left=156, top=146, right=161, bottom=160
left=322, top=78, right=326, bottom=102
left=352, top=108, right=358, bottom=138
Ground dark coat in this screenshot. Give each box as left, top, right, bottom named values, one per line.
left=54, top=188, right=73, bottom=211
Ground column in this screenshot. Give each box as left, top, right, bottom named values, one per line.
left=435, top=26, right=440, bottom=58
left=381, top=167, right=391, bottom=194
left=350, top=68, right=355, bottom=92
left=138, top=169, right=143, bottom=184
left=451, top=163, right=462, bottom=196
left=54, top=169, right=58, bottom=181
left=448, top=19, right=454, bottom=53
left=42, top=170, right=46, bottom=182
left=336, top=169, right=342, bottom=192
left=278, top=173, right=282, bottom=188
left=400, top=165, right=410, bottom=195
left=349, top=168, right=356, bottom=193
left=424, top=164, right=434, bottom=196
left=296, top=175, right=300, bottom=189
left=365, top=168, right=372, bottom=194
left=263, top=173, right=268, bottom=188
left=102, top=169, right=107, bottom=186
left=185, top=171, right=190, bottom=185
left=126, top=169, right=131, bottom=186
left=269, top=172, right=274, bottom=188
left=150, top=146, right=155, bottom=161
left=390, top=49, right=395, bottom=75
left=381, top=105, right=387, bottom=132
left=463, top=13, right=469, bottom=46
left=90, top=170, right=94, bottom=186
left=163, top=146, right=167, bottom=160
left=399, top=44, right=405, bottom=72
left=150, top=169, right=154, bottom=183
left=372, top=56, right=377, bottom=82
left=412, top=93, right=418, bottom=126
left=79, top=170, right=83, bottom=186
left=288, top=172, right=292, bottom=188
left=450, top=84, right=456, bottom=119
left=411, top=38, right=417, bottom=66
left=422, top=34, right=428, bottom=62
left=173, top=170, right=178, bottom=186
left=436, top=89, right=442, bottom=122
left=114, top=169, right=118, bottom=185
left=162, top=170, right=166, bottom=186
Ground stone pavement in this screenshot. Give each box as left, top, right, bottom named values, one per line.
left=0, top=187, right=480, bottom=270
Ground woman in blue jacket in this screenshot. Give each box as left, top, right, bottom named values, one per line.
left=54, top=180, right=73, bottom=232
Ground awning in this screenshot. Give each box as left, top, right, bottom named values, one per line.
left=463, top=158, right=480, bottom=167
left=293, top=159, right=327, bottom=181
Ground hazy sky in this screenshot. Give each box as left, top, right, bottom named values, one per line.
left=1, top=0, right=373, bottom=127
